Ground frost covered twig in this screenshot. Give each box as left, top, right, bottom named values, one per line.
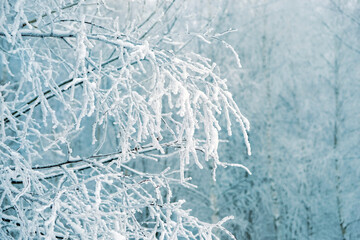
left=0, top=0, right=250, bottom=238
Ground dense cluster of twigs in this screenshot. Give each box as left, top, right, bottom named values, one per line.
left=0, top=0, right=250, bottom=238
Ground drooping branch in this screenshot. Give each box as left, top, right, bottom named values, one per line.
left=2, top=55, right=141, bottom=124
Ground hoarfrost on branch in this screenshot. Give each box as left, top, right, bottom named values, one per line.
left=0, top=0, right=250, bottom=239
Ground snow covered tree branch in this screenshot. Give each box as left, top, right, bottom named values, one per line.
left=0, top=0, right=250, bottom=238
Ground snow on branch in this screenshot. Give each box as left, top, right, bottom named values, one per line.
left=0, top=0, right=250, bottom=238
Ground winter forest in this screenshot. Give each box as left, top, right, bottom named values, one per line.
left=0, top=0, right=359, bottom=239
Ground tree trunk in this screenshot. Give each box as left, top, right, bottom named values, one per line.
left=261, top=6, right=281, bottom=239
left=333, top=37, right=346, bottom=240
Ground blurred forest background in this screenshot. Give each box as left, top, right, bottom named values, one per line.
left=180, top=0, right=360, bottom=239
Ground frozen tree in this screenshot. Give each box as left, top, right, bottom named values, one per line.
left=314, top=1, right=360, bottom=238
left=0, top=0, right=252, bottom=239
left=189, top=0, right=360, bottom=239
